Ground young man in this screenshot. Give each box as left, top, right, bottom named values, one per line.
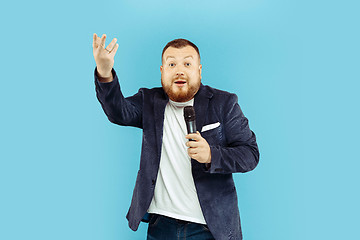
left=93, top=33, right=260, bottom=240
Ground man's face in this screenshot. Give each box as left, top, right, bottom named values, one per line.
left=160, top=46, right=202, bottom=102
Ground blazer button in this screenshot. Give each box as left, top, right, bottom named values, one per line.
left=152, top=179, right=156, bottom=185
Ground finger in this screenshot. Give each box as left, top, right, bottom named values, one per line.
left=100, top=34, right=107, bottom=48
left=106, top=38, right=117, bottom=52
left=93, top=33, right=97, bottom=49
left=186, top=141, right=199, bottom=148
left=185, top=133, right=198, bottom=139
left=110, top=43, right=119, bottom=57
left=93, top=34, right=102, bottom=52
left=188, top=152, right=199, bottom=160
left=188, top=148, right=198, bottom=155
left=185, top=133, right=202, bottom=141
left=96, top=34, right=101, bottom=44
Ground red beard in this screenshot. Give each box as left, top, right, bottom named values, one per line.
left=161, top=78, right=200, bottom=102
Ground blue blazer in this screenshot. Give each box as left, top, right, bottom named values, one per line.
left=94, top=68, right=260, bottom=240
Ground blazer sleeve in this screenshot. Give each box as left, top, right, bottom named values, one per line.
left=94, top=67, right=143, bottom=128
left=206, top=94, right=260, bottom=174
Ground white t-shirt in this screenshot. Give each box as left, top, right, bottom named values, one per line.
left=147, top=98, right=206, bottom=224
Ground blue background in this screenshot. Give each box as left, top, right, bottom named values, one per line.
left=1, top=0, right=359, bottom=239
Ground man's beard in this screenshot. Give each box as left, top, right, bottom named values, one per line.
left=161, top=78, right=201, bottom=102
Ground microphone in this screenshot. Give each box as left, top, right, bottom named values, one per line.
left=184, top=106, right=211, bottom=169
left=184, top=106, right=196, bottom=141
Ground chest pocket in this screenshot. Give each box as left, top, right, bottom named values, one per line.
left=200, top=122, right=224, bottom=145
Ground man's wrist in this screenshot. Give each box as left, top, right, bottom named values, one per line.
left=96, top=68, right=113, bottom=83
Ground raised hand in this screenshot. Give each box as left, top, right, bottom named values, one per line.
left=92, top=33, right=119, bottom=81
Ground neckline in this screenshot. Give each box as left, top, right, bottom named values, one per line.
left=168, top=98, right=194, bottom=108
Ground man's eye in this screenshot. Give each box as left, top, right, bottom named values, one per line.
left=169, top=63, right=175, bottom=67
left=185, top=63, right=191, bottom=66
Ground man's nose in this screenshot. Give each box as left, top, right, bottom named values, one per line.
left=176, top=71, right=185, bottom=78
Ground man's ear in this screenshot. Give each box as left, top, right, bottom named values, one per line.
left=160, top=65, right=163, bottom=74
left=199, top=64, right=202, bottom=79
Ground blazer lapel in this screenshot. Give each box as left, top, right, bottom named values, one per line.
left=154, top=90, right=169, bottom=161
left=192, top=83, right=213, bottom=173
left=194, top=84, right=213, bottom=132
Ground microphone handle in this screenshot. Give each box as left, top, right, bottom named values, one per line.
left=186, top=120, right=197, bottom=141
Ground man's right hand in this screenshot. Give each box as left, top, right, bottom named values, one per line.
left=92, top=33, right=119, bottom=82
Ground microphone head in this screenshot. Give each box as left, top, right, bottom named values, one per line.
left=184, top=106, right=196, bottom=122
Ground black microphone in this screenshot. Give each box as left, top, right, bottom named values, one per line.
left=184, top=106, right=211, bottom=169
left=184, top=106, right=196, bottom=141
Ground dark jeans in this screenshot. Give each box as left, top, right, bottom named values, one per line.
left=147, top=213, right=215, bottom=240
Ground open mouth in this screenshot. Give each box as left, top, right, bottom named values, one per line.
left=174, top=80, right=187, bottom=86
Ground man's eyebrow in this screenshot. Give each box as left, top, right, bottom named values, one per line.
left=166, top=55, right=194, bottom=61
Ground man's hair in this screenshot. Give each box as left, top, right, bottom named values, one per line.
left=162, top=38, right=200, bottom=63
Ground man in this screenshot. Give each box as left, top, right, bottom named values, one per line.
left=92, top=33, right=260, bottom=240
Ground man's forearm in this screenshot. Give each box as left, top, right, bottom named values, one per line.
left=94, top=67, right=143, bottom=128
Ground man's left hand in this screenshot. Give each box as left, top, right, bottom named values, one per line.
left=185, top=131, right=211, bottom=164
